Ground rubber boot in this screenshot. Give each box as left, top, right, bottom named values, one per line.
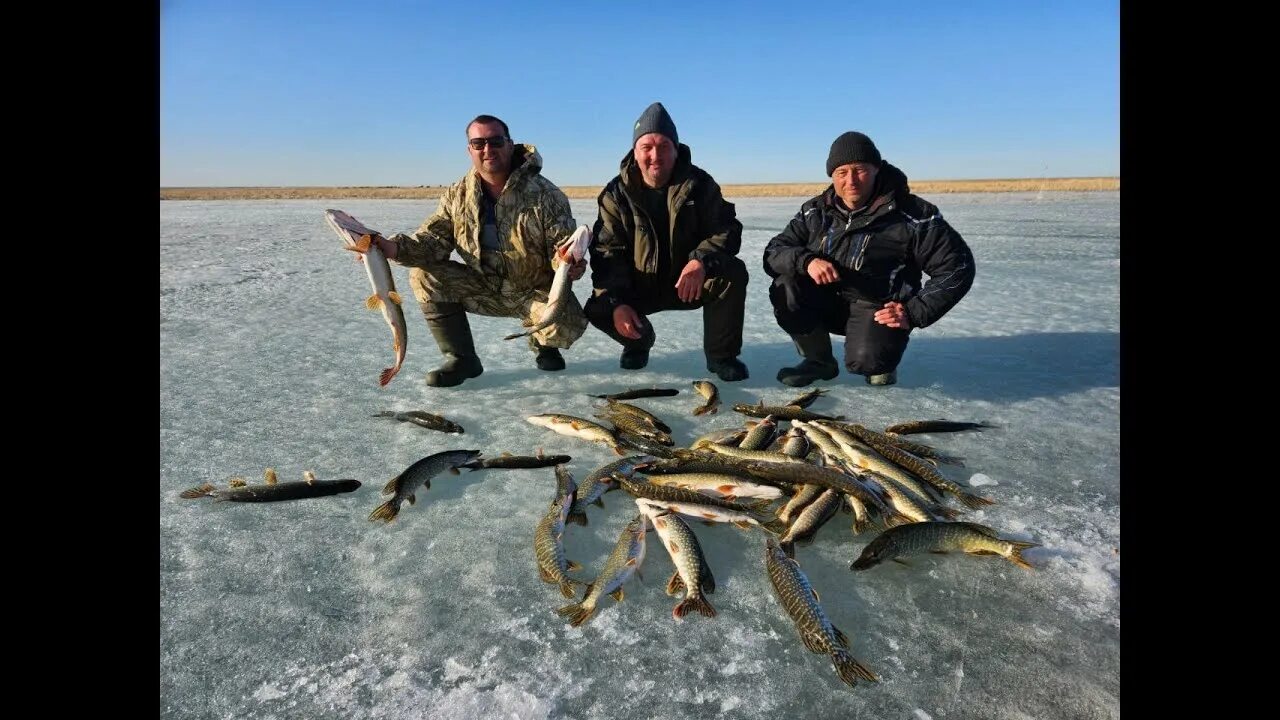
left=776, top=329, right=839, bottom=387
left=423, top=302, right=483, bottom=387
left=528, top=337, right=565, bottom=371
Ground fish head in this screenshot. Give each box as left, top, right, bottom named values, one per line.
left=850, top=536, right=893, bottom=570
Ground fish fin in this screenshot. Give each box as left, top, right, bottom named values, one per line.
left=566, top=560, right=583, bottom=571
left=666, top=571, right=685, bottom=596
left=179, top=483, right=217, bottom=499
left=365, top=294, right=383, bottom=310
left=379, top=366, right=398, bottom=386
left=609, top=588, right=625, bottom=602
left=673, top=595, right=716, bottom=620
left=448, top=467, right=460, bottom=475
left=537, top=565, right=555, bottom=583
left=935, top=507, right=963, bottom=521
left=501, top=451, right=513, bottom=457
left=761, top=519, right=790, bottom=536
left=368, top=500, right=399, bottom=523
left=732, top=520, right=753, bottom=530
left=303, top=471, right=316, bottom=485
left=832, top=649, right=879, bottom=686
left=833, top=625, right=850, bottom=648
left=407, top=494, right=416, bottom=506
left=228, top=477, right=247, bottom=488
left=353, top=235, right=372, bottom=253
left=810, top=587, right=820, bottom=602
left=592, top=498, right=605, bottom=508
left=263, top=468, right=277, bottom=484
left=960, top=522, right=999, bottom=537
left=554, top=602, right=596, bottom=627
left=387, top=291, right=403, bottom=305
left=1007, top=546, right=1037, bottom=570
left=381, top=477, right=399, bottom=495
left=956, top=490, right=996, bottom=509
left=558, top=581, right=580, bottom=599
left=567, top=509, right=588, bottom=526
left=890, top=558, right=912, bottom=567
left=800, top=631, right=826, bottom=654
left=747, top=498, right=773, bottom=513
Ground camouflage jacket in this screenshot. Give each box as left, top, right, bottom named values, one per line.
left=391, top=144, right=576, bottom=293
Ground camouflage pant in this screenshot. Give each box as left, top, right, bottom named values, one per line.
left=409, top=260, right=587, bottom=349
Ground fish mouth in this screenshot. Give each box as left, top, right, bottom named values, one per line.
left=849, top=558, right=875, bottom=571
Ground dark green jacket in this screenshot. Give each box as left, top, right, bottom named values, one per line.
left=589, top=144, right=742, bottom=307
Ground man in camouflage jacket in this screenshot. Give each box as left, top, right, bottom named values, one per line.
left=375, top=115, right=587, bottom=387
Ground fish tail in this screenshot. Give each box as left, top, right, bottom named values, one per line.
left=567, top=508, right=589, bottom=527
left=673, top=594, right=716, bottom=619
left=746, top=498, right=774, bottom=513
left=760, top=518, right=790, bottom=536
left=179, top=483, right=216, bottom=499
left=368, top=500, right=400, bottom=523
left=956, top=490, right=996, bottom=509
left=557, top=580, right=586, bottom=599
left=832, top=649, right=878, bottom=686
left=851, top=517, right=869, bottom=535
left=554, top=601, right=596, bottom=627
left=1007, top=541, right=1040, bottom=570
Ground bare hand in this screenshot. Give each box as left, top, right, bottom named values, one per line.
left=372, top=234, right=397, bottom=260
left=613, top=304, right=644, bottom=340
left=675, top=259, right=706, bottom=303
left=874, top=301, right=911, bottom=329
left=807, top=257, right=839, bottom=285
left=567, top=259, right=586, bottom=281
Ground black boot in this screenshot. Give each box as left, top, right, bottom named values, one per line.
left=707, top=356, right=749, bottom=382
left=423, top=302, right=484, bottom=387
left=528, top=337, right=565, bottom=371
left=776, top=329, right=838, bottom=387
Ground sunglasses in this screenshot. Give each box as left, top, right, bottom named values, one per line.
left=468, top=136, right=509, bottom=150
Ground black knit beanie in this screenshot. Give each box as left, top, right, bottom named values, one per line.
left=633, top=102, right=679, bottom=146
left=826, top=131, right=881, bottom=176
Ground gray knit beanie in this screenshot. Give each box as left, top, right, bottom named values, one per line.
left=633, top=102, right=679, bottom=146
left=826, top=131, right=882, bottom=176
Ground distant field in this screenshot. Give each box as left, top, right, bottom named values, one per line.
left=160, top=177, right=1118, bottom=200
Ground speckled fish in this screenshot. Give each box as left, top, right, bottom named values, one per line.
left=778, top=488, right=843, bottom=556
left=555, top=514, right=648, bottom=627
left=372, top=410, right=465, bottom=434
left=883, top=419, right=998, bottom=435
left=850, top=521, right=1039, bottom=571
left=527, top=414, right=625, bottom=455
left=765, top=537, right=878, bottom=688
left=637, top=501, right=716, bottom=619
left=692, top=380, right=721, bottom=416
left=784, top=387, right=828, bottom=409
left=588, top=387, right=680, bottom=400
left=737, top=415, right=778, bottom=451
left=325, top=208, right=407, bottom=386
left=460, top=451, right=572, bottom=470
left=567, top=456, right=651, bottom=526
left=732, top=402, right=844, bottom=422
left=180, top=470, right=360, bottom=503
left=368, top=449, right=482, bottom=523
left=535, top=465, right=587, bottom=598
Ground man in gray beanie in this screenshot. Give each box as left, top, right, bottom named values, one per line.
left=762, top=131, right=975, bottom=387
left=585, top=102, right=750, bottom=381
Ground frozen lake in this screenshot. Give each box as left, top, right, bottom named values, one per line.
left=160, top=191, right=1119, bottom=719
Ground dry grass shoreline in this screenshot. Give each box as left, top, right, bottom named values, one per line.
left=160, top=177, right=1118, bottom=200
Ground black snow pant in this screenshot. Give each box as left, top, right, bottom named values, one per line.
left=585, top=254, right=748, bottom=362
left=769, top=273, right=910, bottom=376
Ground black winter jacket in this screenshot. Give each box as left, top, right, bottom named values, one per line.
left=590, top=144, right=742, bottom=307
left=762, top=162, right=974, bottom=329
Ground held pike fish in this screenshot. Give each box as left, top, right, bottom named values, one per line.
left=535, top=466, right=587, bottom=598
left=372, top=410, right=465, bottom=434
left=555, top=514, right=648, bottom=627
left=526, top=414, right=626, bottom=455
left=588, top=387, right=680, bottom=400
left=765, top=538, right=878, bottom=688
left=850, top=521, right=1039, bottom=571
left=883, top=419, right=998, bottom=435
left=325, top=209, right=408, bottom=386
left=368, top=449, right=483, bottom=523
left=180, top=477, right=361, bottom=502
left=460, top=451, right=573, bottom=470
left=637, top=502, right=717, bottom=619
left=504, top=224, right=592, bottom=340
left=692, top=380, right=721, bottom=416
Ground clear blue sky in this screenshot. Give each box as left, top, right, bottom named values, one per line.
left=160, top=0, right=1119, bottom=187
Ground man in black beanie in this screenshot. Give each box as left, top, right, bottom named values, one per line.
left=585, top=101, right=750, bottom=381
left=762, top=131, right=975, bottom=387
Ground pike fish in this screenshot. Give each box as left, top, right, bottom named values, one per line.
left=535, top=465, right=587, bottom=598
left=526, top=414, right=625, bottom=455
left=372, top=410, right=465, bottom=434
left=555, top=514, right=648, bottom=627
left=588, top=388, right=680, bottom=400
left=765, top=537, right=878, bottom=688
left=884, top=419, right=998, bottom=435
left=692, top=380, right=720, bottom=416
left=732, top=402, right=844, bottom=422
left=460, top=451, right=572, bottom=470
left=368, top=449, right=482, bottom=523
left=850, top=521, right=1039, bottom=571
left=637, top=501, right=717, bottom=619
left=325, top=209, right=407, bottom=386
left=504, top=224, right=592, bottom=340
left=180, top=472, right=361, bottom=503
